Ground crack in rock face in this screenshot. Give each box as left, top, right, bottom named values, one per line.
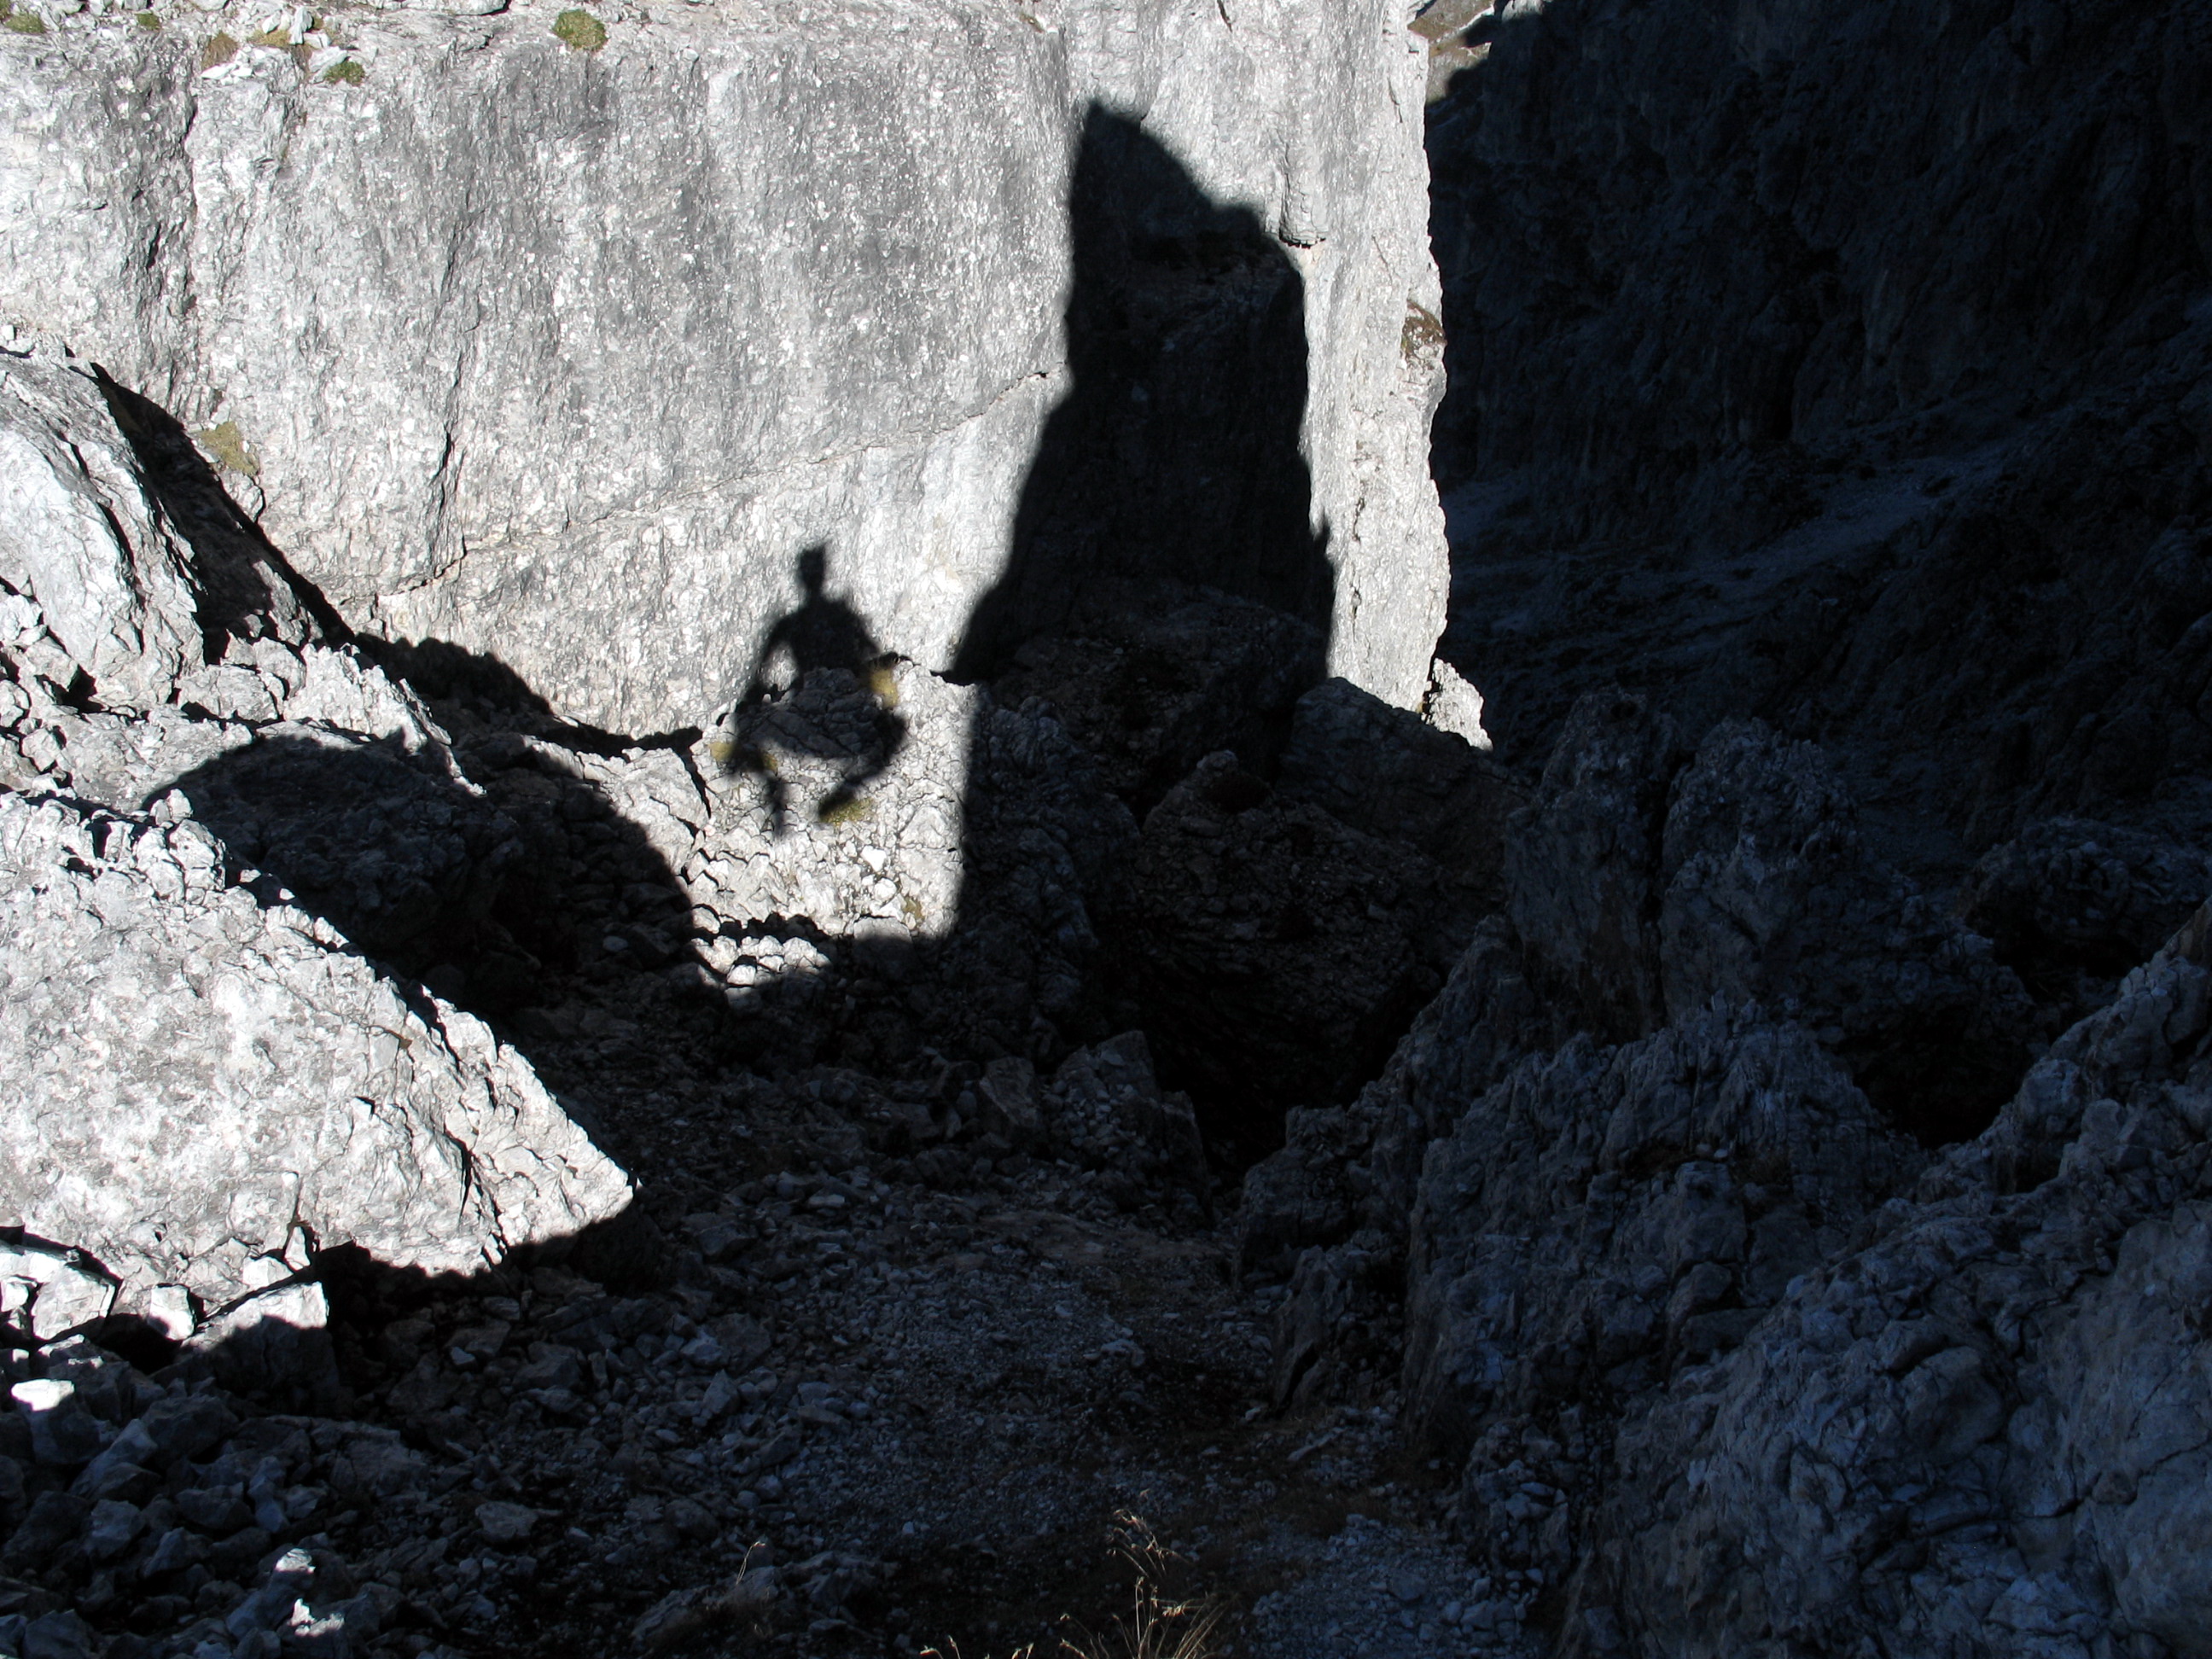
left=7, top=0, right=2212, bottom=1654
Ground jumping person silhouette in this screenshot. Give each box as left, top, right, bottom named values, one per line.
left=723, top=545, right=905, bottom=833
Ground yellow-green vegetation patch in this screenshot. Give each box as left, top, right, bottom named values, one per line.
left=863, top=658, right=901, bottom=710
left=550, top=9, right=604, bottom=51
left=3, top=4, right=49, bottom=36
left=136, top=9, right=160, bottom=28
left=247, top=26, right=288, bottom=45
left=818, top=794, right=875, bottom=827
left=320, top=56, right=364, bottom=83
left=193, top=419, right=259, bottom=477
left=199, top=29, right=237, bottom=67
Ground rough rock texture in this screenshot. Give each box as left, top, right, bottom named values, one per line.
left=1307, top=835, right=2212, bottom=1656
left=1276, top=674, right=1523, bottom=901
left=1404, top=1009, right=1923, bottom=1569
left=1, top=0, right=1447, bottom=730
left=1236, top=918, right=1552, bottom=1279
left=1250, top=657, right=2212, bottom=1652
left=0, top=345, right=633, bottom=1346
left=0, top=354, right=198, bottom=714
left=1960, top=815, right=2212, bottom=998
left=1099, top=749, right=1465, bottom=1144
left=988, top=585, right=1325, bottom=812
left=1575, top=905, right=2212, bottom=1659
left=0, top=787, right=632, bottom=1329
left=1508, top=696, right=2035, bottom=1140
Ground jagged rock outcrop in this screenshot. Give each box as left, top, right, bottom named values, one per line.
left=1237, top=918, right=1552, bottom=1281
left=1276, top=673, right=1522, bottom=901
left=0, top=787, right=632, bottom=1346
left=1509, top=696, right=2034, bottom=1139
left=2, top=0, right=1447, bottom=731
left=1249, top=661, right=2212, bottom=1650
left=1402, top=1009, right=1923, bottom=1579
left=0, top=354, right=198, bottom=716
left=1961, top=815, right=2212, bottom=1002
left=1101, top=749, right=1463, bottom=1140
left=0, top=344, right=635, bottom=1362
left=1571, top=905, right=2212, bottom=1659
left=1406, top=1008, right=1920, bottom=1439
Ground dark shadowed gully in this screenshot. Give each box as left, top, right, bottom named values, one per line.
left=7, top=3, right=2212, bottom=1659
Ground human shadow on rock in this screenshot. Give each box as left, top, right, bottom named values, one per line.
left=715, top=544, right=909, bottom=836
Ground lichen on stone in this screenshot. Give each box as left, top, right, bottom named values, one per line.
left=134, top=9, right=160, bottom=27
left=193, top=418, right=258, bottom=477
left=550, top=9, right=605, bottom=52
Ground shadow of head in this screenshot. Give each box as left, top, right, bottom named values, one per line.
left=738, top=544, right=892, bottom=700
left=952, top=102, right=1334, bottom=684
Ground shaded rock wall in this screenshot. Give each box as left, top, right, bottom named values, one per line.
left=1428, top=0, right=2210, bottom=538
left=1423, top=0, right=2212, bottom=853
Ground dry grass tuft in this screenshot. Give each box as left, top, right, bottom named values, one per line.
left=925, top=1513, right=1223, bottom=1659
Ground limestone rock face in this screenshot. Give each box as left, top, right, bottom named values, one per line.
left=0, top=0, right=1446, bottom=731
left=0, top=353, right=198, bottom=715
left=0, top=341, right=632, bottom=1343
left=0, top=787, right=633, bottom=1325
left=1582, top=908, right=2212, bottom=1657
left=1508, top=696, right=2035, bottom=1140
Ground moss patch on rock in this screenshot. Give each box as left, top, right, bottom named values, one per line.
left=193, top=419, right=259, bottom=478
left=321, top=56, right=363, bottom=83
left=551, top=9, right=605, bottom=52
left=199, top=29, right=237, bottom=67
left=3, top=6, right=49, bottom=36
